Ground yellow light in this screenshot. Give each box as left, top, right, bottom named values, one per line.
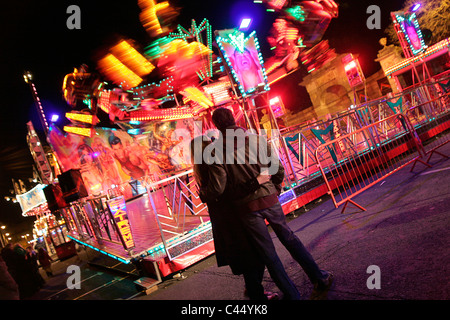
left=162, top=39, right=211, bottom=59
left=110, top=40, right=155, bottom=77
left=97, top=54, right=143, bottom=89
left=65, top=112, right=98, bottom=124
left=180, top=87, right=213, bottom=108
left=63, top=126, right=95, bottom=137
left=139, top=0, right=170, bottom=37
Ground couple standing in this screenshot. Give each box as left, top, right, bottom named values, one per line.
left=190, top=107, right=334, bottom=300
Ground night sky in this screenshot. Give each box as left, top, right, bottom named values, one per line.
left=0, top=0, right=406, bottom=231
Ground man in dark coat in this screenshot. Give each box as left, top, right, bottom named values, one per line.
left=206, top=107, right=334, bottom=300
left=0, top=254, right=19, bottom=299
left=191, top=136, right=275, bottom=300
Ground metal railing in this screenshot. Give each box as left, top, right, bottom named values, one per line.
left=314, top=114, right=428, bottom=213
left=144, top=169, right=212, bottom=260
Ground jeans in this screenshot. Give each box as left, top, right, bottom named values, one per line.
left=239, top=201, right=328, bottom=300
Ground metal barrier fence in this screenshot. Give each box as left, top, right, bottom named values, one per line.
left=314, top=114, right=428, bottom=213
left=276, top=74, right=450, bottom=191
left=60, top=196, right=123, bottom=245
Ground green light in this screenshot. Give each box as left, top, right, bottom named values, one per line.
left=286, top=5, right=306, bottom=22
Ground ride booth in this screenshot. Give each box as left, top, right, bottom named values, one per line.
left=17, top=184, right=76, bottom=260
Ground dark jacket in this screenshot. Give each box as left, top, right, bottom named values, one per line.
left=203, top=125, right=284, bottom=208
left=195, top=162, right=264, bottom=275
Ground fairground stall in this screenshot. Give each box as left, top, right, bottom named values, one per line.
left=16, top=183, right=76, bottom=260
left=24, top=0, right=448, bottom=293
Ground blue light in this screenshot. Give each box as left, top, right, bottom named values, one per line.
left=127, top=128, right=140, bottom=135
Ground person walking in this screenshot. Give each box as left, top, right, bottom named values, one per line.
left=25, top=246, right=45, bottom=288
left=37, top=247, right=54, bottom=277
left=0, top=254, right=19, bottom=300
left=12, top=243, right=40, bottom=299
left=207, top=107, right=334, bottom=300
left=191, top=135, right=277, bottom=300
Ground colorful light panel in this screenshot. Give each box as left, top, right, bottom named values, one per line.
left=216, top=30, right=270, bottom=97
left=395, top=12, right=427, bottom=56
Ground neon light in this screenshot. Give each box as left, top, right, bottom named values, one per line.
left=129, top=108, right=195, bottom=122
left=30, top=83, right=49, bottom=131
left=239, top=18, right=252, bottom=30
left=67, top=235, right=130, bottom=264
left=285, top=5, right=306, bottom=22
left=65, top=112, right=98, bottom=125
left=97, top=54, right=143, bottom=89
left=180, top=87, right=213, bottom=109
left=269, top=97, right=279, bottom=104
left=63, top=126, right=95, bottom=137
left=395, top=12, right=427, bottom=55
left=216, top=30, right=270, bottom=97
left=411, top=3, right=421, bottom=12
left=110, top=40, right=155, bottom=77
left=228, top=31, right=246, bottom=54
left=167, top=19, right=213, bottom=81
left=139, top=0, right=170, bottom=37
left=385, top=38, right=450, bottom=76
left=344, top=60, right=357, bottom=71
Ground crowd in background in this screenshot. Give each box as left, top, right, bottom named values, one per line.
left=1, top=243, right=53, bottom=299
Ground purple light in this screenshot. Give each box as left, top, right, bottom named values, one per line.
left=411, top=3, right=421, bottom=12
left=50, top=114, right=59, bottom=122
left=239, top=18, right=252, bottom=30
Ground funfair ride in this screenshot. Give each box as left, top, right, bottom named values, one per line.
left=37, top=0, right=340, bottom=289
left=33, top=0, right=449, bottom=293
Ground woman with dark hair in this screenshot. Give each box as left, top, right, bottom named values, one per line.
left=190, top=135, right=276, bottom=300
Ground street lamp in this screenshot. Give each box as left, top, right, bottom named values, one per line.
left=0, top=226, right=6, bottom=247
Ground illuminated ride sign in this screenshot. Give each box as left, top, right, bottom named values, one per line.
left=342, top=54, right=365, bottom=88
left=16, top=184, right=48, bottom=217
left=216, top=29, right=270, bottom=97
left=395, top=12, right=427, bottom=56
left=107, top=196, right=135, bottom=250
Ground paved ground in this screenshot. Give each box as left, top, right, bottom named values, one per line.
left=135, top=142, right=450, bottom=301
